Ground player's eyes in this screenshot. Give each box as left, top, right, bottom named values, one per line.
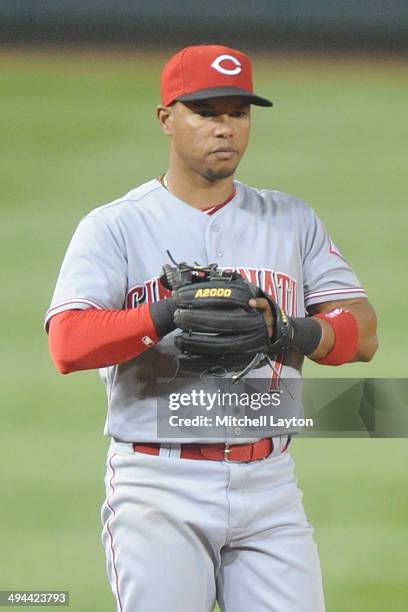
left=197, top=110, right=215, bottom=117
left=197, top=110, right=248, bottom=119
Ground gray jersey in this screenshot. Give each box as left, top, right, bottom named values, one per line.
left=45, top=179, right=366, bottom=442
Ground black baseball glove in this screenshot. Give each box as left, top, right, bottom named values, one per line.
left=160, top=258, right=294, bottom=378
left=172, top=277, right=293, bottom=358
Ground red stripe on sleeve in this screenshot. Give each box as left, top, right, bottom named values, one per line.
left=48, top=306, right=160, bottom=374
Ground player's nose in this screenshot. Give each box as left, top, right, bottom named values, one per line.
left=213, top=114, right=234, bottom=138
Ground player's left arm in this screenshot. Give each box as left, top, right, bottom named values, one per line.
left=251, top=295, right=378, bottom=365
left=307, top=297, right=378, bottom=363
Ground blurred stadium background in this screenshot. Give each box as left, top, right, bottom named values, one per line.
left=1, top=2, right=407, bottom=611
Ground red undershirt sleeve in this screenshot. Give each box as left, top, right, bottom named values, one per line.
left=48, top=306, right=160, bottom=374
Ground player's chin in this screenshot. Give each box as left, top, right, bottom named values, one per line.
left=203, top=163, right=238, bottom=182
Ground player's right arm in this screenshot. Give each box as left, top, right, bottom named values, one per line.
left=48, top=299, right=176, bottom=374
left=46, top=213, right=176, bottom=374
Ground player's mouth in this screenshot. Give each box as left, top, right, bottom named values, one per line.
left=210, top=147, right=238, bottom=160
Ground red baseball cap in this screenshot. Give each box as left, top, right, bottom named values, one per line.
left=160, top=44, right=273, bottom=108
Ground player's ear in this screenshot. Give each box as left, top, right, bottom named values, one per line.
left=156, top=105, right=174, bottom=135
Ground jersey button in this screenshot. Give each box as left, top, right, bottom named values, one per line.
left=212, top=225, right=220, bottom=232
left=217, top=251, right=223, bottom=257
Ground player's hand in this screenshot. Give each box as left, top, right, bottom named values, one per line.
left=249, top=297, right=274, bottom=338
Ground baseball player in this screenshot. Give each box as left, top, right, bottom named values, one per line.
left=45, top=45, right=378, bottom=612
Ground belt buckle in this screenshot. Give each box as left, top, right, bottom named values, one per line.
left=224, top=443, right=233, bottom=462
left=223, top=443, right=245, bottom=462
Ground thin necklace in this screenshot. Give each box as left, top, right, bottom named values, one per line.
left=160, top=172, right=235, bottom=209
left=160, top=173, right=169, bottom=190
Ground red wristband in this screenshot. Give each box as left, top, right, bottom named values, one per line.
left=314, top=308, right=359, bottom=366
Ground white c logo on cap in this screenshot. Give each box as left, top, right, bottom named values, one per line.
left=211, top=54, right=242, bottom=76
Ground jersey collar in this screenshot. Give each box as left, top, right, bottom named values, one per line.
left=158, top=174, right=236, bottom=215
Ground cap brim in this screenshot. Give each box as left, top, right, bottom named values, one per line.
left=175, top=86, right=273, bottom=107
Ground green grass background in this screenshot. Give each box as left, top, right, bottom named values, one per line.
left=1, top=50, right=407, bottom=611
